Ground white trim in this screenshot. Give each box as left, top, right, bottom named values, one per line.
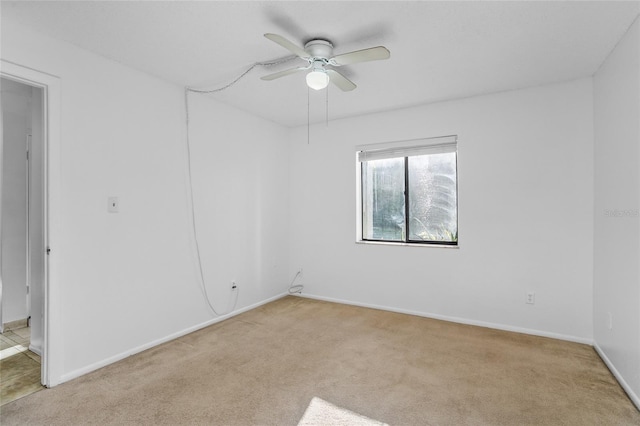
left=355, top=135, right=457, bottom=154
left=357, top=140, right=457, bottom=162
left=355, top=240, right=460, bottom=249
left=295, top=293, right=593, bottom=345
left=59, top=292, right=289, bottom=384
left=28, top=343, right=42, bottom=357
left=0, top=74, right=3, bottom=335
left=1, top=60, right=62, bottom=388
left=593, top=342, right=640, bottom=411
left=354, top=157, right=362, bottom=242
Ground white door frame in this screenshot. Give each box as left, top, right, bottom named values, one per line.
left=1, top=59, right=62, bottom=387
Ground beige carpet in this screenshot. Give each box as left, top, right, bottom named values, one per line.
left=1, top=296, right=638, bottom=425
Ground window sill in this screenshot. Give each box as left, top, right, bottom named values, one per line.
left=355, top=240, right=459, bottom=249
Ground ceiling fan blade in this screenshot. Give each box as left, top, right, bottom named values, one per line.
left=261, top=66, right=308, bottom=81
left=264, top=33, right=310, bottom=59
left=326, top=69, right=356, bottom=92
left=330, top=46, right=390, bottom=66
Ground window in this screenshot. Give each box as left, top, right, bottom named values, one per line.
left=357, top=136, right=458, bottom=246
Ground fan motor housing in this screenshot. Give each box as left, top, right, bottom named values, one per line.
left=304, top=39, right=333, bottom=59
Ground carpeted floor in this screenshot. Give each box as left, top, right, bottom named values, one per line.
left=1, top=296, right=638, bottom=425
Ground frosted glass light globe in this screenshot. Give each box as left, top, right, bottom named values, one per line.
left=306, top=70, right=329, bottom=90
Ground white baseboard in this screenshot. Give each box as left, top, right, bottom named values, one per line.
left=2, top=318, right=29, bottom=332
left=594, top=342, right=640, bottom=411
left=296, top=293, right=593, bottom=345
left=58, top=292, right=288, bottom=385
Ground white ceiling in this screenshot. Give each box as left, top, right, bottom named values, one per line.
left=2, top=1, right=639, bottom=127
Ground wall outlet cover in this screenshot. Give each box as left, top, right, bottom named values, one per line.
left=526, top=292, right=535, bottom=304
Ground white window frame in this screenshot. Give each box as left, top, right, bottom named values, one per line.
left=355, top=135, right=458, bottom=247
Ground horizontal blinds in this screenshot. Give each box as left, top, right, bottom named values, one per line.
left=357, top=135, right=457, bottom=162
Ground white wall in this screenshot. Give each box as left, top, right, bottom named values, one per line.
left=593, top=17, right=640, bottom=407
left=1, top=78, right=30, bottom=325
left=1, top=20, right=289, bottom=384
left=289, top=78, right=594, bottom=342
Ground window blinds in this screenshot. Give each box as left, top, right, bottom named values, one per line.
left=356, top=135, right=457, bottom=162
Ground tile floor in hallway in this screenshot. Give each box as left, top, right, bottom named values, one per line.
left=0, top=326, right=44, bottom=406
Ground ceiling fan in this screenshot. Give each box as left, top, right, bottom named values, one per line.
left=261, top=33, right=390, bottom=92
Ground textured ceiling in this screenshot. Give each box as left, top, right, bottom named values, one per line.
left=2, top=1, right=639, bottom=127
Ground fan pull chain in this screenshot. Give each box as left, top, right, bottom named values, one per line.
left=326, top=86, right=329, bottom=127
left=307, top=86, right=310, bottom=145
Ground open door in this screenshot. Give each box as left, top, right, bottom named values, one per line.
left=1, top=76, right=45, bottom=379
left=1, top=59, right=62, bottom=387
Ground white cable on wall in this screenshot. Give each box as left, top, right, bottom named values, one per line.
left=288, top=270, right=304, bottom=294
left=183, top=56, right=297, bottom=316
left=186, top=56, right=296, bottom=95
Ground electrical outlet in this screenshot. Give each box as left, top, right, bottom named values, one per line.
left=607, top=312, right=613, bottom=330
left=526, top=292, right=535, bottom=305
left=231, top=281, right=237, bottom=291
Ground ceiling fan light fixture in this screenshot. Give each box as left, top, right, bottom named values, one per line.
left=306, top=70, right=329, bottom=90
left=262, top=33, right=388, bottom=92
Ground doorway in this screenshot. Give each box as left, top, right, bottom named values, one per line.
left=1, top=76, right=46, bottom=403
